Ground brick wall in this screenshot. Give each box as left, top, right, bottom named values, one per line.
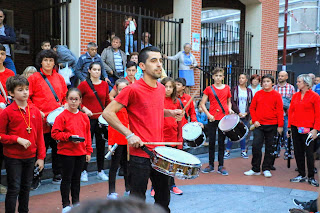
left=190, top=0, right=202, bottom=98
left=80, top=0, right=97, bottom=54
left=260, top=0, right=279, bottom=70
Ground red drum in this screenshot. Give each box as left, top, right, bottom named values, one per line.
left=218, top=114, right=248, bottom=142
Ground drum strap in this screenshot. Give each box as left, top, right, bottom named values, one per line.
left=210, top=86, right=225, bottom=114
left=86, top=78, right=104, bottom=111
left=177, top=98, right=189, bottom=120
left=40, top=72, right=60, bottom=102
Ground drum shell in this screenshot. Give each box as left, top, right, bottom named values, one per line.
left=184, top=132, right=206, bottom=147
left=222, top=120, right=248, bottom=142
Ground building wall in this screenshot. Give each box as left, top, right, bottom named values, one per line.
left=80, top=0, right=97, bottom=54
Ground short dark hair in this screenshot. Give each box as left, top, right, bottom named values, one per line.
left=175, top=77, right=186, bottom=87
left=111, top=36, right=121, bottom=43
left=261, top=74, right=275, bottom=84
left=126, top=61, right=137, bottom=69
left=0, top=43, right=6, bottom=52
left=212, top=67, right=224, bottom=75
left=36, top=49, right=58, bottom=68
left=138, top=46, right=161, bottom=64
left=115, top=78, right=129, bottom=88
left=41, top=41, right=50, bottom=46
left=6, top=75, right=29, bottom=94
left=250, top=74, right=261, bottom=83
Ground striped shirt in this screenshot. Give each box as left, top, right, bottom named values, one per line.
left=113, top=51, right=124, bottom=73
left=273, top=83, right=295, bottom=99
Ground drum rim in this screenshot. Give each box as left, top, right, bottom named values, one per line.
left=98, top=115, right=108, bottom=125
left=230, top=127, right=249, bottom=142
left=46, top=107, right=65, bottom=125
left=218, top=114, right=240, bottom=132
left=182, top=122, right=202, bottom=141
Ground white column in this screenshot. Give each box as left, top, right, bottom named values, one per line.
left=173, top=0, right=192, bottom=49
left=68, top=1, right=81, bottom=57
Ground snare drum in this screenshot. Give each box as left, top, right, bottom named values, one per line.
left=151, top=146, right=202, bottom=179
left=182, top=122, right=206, bottom=147
left=47, top=107, right=65, bottom=126
left=98, top=115, right=108, bottom=127
left=218, top=114, right=248, bottom=142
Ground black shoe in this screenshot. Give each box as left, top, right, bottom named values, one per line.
left=315, top=168, right=318, bottom=174
left=31, top=177, right=41, bottom=190
left=308, top=177, right=319, bottom=187
left=52, top=174, right=62, bottom=185
left=118, top=167, right=124, bottom=176
left=293, top=199, right=313, bottom=210
left=270, top=166, right=276, bottom=171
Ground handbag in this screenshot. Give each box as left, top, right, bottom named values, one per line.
left=58, top=63, right=74, bottom=86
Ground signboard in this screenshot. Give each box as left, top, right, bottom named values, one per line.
left=192, top=33, right=200, bottom=51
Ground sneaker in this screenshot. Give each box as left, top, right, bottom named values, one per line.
left=97, top=170, right=109, bottom=181
left=31, top=177, right=41, bottom=190
left=224, top=151, right=230, bottom=159
left=218, top=166, right=229, bottom=176
left=290, top=175, right=307, bottom=183
left=81, top=171, right=88, bottom=182
left=241, top=151, right=248, bottom=159
left=315, top=168, right=318, bottom=174
left=201, top=165, right=215, bottom=173
left=0, top=184, right=7, bottom=194
left=124, top=191, right=130, bottom=197
left=263, top=170, right=272, bottom=178
left=244, top=170, right=261, bottom=176
left=308, top=177, right=319, bottom=187
left=284, top=151, right=289, bottom=160
left=62, top=206, right=72, bottom=213
left=171, top=186, right=183, bottom=195
left=293, top=199, right=313, bottom=210
left=150, top=188, right=155, bottom=197
left=52, top=174, right=62, bottom=185
left=107, top=193, right=118, bottom=200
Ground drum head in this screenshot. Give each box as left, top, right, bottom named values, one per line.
left=98, top=115, right=108, bottom=126
left=182, top=122, right=202, bottom=141
left=154, top=146, right=201, bottom=165
left=218, top=114, right=240, bottom=131
left=47, top=107, right=65, bottom=125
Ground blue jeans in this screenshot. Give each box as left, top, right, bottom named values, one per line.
left=4, top=56, right=16, bottom=74
left=226, top=118, right=248, bottom=151
left=125, top=34, right=134, bottom=54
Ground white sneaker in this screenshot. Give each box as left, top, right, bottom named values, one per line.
left=62, top=206, right=72, bottom=213
left=263, top=170, right=272, bottom=178
left=97, top=170, right=109, bottom=181
left=107, top=192, right=118, bottom=200
left=80, top=171, right=88, bottom=182
left=244, top=170, right=261, bottom=176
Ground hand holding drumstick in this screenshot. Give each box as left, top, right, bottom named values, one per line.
left=208, top=109, right=219, bottom=122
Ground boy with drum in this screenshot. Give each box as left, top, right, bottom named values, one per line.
left=244, top=74, right=283, bottom=178
left=200, top=67, right=233, bottom=176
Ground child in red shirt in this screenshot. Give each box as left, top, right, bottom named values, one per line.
left=0, top=44, right=15, bottom=95
left=51, top=88, right=93, bottom=212
left=0, top=75, right=46, bottom=213
left=245, top=74, right=283, bottom=178
left=107, top=78, right=130, bottom=199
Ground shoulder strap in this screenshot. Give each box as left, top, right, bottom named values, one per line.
left=177, top=97, right=189, bottom=120
left=40, top=72, right=60, bottom=102
left=210, top=86, right=226, bottom=114
left=86, top=78, right=104, bottom=110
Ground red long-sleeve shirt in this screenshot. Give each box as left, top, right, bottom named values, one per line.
left=164, top=97, right=181, bottom=144
left=288, top=89, right=320, bottom=130
left=0, top=102, right=46, bottom=159
left=78, top=80, right=110, bottom=120
left=28, top=69, right=68, bottom=133
left=51, top=109, right=93, bottom=156
left=108, top=108, right=129, bottom=146
left=0, top=68, right=14, bottom=95
left=177, top=93, right=197, bottom=127
left=250, top=89, right=284, bottom=127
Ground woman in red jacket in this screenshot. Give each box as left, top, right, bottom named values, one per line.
left=288, top=74, right=320, bottom=187
left=78, top=62, right=110, bottom=182
left=51, top=88, right=93, bottom=213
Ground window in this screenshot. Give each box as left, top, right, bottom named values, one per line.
left=278, top=14, right=290, bottom=34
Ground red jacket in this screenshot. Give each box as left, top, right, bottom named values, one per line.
left=28, top=69, right=68, bottom=133
left=51, top=109, right=93, bottom=156
left=108, top=108, right=129, bottom=146
left=0, top=102, right=46, bottom=159
left=288, top=89, right=320, bottom=130
left=250, top=89, right=284, bottom=127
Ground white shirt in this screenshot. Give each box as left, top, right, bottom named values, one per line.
left=238, top=86, right=247, bottom=114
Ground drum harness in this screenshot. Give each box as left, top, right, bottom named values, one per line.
left=86, top=78, right=105, bottom=111
left=210, top=86, right=226, bottom=115
left=40, top=72, right=60, bottom=103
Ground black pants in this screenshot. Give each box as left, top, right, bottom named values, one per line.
left=292, top=126, right=315, bottom=178
left=109, top=145, right=129, bottom=194
left=129, top=155, right=170, bottom=213
left=83, top=119, right=106, bottom=172
left=60, top=155, right=86, bottom=208
left=207, top=120, right=226, bottom=167
left=5, top=156, right=35, bottom=213
left=251, top=125, right=277, bottom=172
left=0, top=143, right=4, bottom=185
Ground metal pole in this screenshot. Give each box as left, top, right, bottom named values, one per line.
left=282, top=0, right=289, bottom=71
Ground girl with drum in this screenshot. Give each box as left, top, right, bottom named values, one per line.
left=108, top=78, right=130, bottom=199
left=224, top=74, right=253, bottom=159
left=51, top=88, right=93, bottom=213
left=78, top=62, right=110, bottom=182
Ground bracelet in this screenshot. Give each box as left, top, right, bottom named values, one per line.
left=126, top=133, right=135, bottom=140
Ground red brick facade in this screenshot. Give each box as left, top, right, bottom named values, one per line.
left=260, top=0, right=279, bottom=70
left=80, top=0, right=97, bottom=54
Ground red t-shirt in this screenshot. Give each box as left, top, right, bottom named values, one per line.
left=51, top=109, right=93, bottom=156
left=0, top=101, right=46, bottom=160
left=78, top=80, right=110, bottom=119
left=108, top=108, right=129, bottom=146
left=250, top=89, right=284, bottom=126
left=0, top=68, right=15, bottom=95
left=115, top=78, right=165, bottom=158
left=203, top=84, right=231, bottom=120
left=164, top=97, right=181, bottom=143
left=177, top=93, right=197, bottom=127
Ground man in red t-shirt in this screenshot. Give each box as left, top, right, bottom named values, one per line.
left=103, top=46, right=183, bottom=212
left=200, top=67, right=233, bottom=175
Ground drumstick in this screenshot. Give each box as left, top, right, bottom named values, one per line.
left=92, top=112, right=103, bottom=115
left=182, top=94, right=196, bottom=112
left=144, top=142, right=181, bottom=145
